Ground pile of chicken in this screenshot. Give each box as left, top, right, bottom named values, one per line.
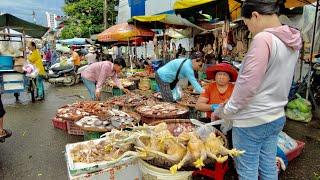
left=115, top=123, right=245, bottom=174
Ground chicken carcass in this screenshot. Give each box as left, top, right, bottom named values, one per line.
left=170, top=132, right=207, bottom=174
left=204, top=132, right=244, bottom=163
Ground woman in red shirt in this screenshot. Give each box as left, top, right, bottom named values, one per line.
left=195, top=63, right=238, bottom=120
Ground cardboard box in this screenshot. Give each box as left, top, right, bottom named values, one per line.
left=65, top=138, right=138, bottom=176
left=68, top=158, right=141, bottom=180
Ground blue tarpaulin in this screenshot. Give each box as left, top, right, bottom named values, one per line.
left=129, top=0, right=146, bottom=17
left=57, top=38, right=87, bottom=45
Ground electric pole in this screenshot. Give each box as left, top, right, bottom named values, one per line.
left=104, top=0, right=108, bottom=29
left=32, top=10, right=36, bottom=24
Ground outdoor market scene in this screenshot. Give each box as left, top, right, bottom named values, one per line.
left=0, top=0, right=320, bottom=179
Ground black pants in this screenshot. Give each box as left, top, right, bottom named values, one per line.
left=0, top=95, right=6, bottom=118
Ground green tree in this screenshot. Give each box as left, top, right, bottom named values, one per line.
left=61, top=0, right=119, bottom=39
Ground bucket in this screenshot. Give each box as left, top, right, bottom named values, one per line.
left=138, top=159, right=192, bottom=180
left=0, top=55, right=14, bottom=70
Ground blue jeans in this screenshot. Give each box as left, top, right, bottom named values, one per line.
left=82, top=77, right=96, bottom=100
left=36, top=76, right=44, bottom=98
left=232, top=117, right=286, bottom=180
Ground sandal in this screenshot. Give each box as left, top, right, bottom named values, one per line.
left=0, top=129, right=12, bottom=139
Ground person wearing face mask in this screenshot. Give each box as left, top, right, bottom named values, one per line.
left=81, top=59, right=130, bottom=100
left=195, top=63, right=238, bottom=120
left=213, top=1, right=302, bottom=179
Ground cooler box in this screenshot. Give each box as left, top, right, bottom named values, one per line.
left=0, top=56, right=14, bottom=70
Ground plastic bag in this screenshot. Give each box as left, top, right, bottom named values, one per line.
left=277, top=131, right=298, bottom=154
left=286, top=94, right=312, bottom=122
left=23, top=63, right=38, bottom=78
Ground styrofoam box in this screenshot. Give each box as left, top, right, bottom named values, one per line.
left=4, top=83, right=24, bottom=90
left=68, top=158, right=141, bottom=180
left=66, top=138, right=138, bottom=176
left=3, top=73, right=24, bottom=82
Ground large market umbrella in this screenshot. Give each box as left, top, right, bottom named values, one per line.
left=129, top=14, right=206, bottom=30
left=97, top=23, right=154, bottom=42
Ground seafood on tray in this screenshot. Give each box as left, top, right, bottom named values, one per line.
left=56, top=107, right=90, bottom=121
left=70, top=134, right=138, bottom=164
left=56, top=101, right=110, bottom=121
left=136, top=103, right=188, bottom=117
left=178, top=93, right=199, bottom=107
left=75, top=115, right=113, bottom=131
left=75, top=109, right=140, bottom=130
left=109, top=94, right=148, bottom=107
left=106, top=78, right=134, bottom=88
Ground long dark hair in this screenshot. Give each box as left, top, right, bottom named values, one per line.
left=241, top=0, right=280, bottom=19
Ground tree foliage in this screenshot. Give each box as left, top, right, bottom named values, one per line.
left=61, top=0, right=119, bottom=39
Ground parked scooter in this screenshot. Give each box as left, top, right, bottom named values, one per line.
left=48, top=63, right=77, bottom=86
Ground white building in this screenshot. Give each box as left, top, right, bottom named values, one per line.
left=45, top=12, right=58, bottom=29
left=117, top=0, right=175, bottom=24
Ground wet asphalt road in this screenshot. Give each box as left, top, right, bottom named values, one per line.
left=0, top=83, right=319, bottom=180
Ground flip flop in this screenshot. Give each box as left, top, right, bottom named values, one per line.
left=0, top=129, right=12, bottom=139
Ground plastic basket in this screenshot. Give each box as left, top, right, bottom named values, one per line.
left=52, top=117, right=67, bottom=131
left=112, top=88, right=123, bottom=96
left=66, top=120, right=84, bottom=136
left=83, top=131, right=103, bottom=141
left=286, top=140, right=305, bottom=161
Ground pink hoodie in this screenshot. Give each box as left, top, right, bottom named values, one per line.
left=216, top=25, right=302, bottom=127
left=81, top=61, right=122, bottom=91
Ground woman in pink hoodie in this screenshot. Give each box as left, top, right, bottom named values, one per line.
left=214, top=1, right=302, bottom=179
left=81, top=59, right=130, bottom=100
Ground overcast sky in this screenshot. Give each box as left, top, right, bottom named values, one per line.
left=0, top=0, right=65, bottom=26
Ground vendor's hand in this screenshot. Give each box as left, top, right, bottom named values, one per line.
left=95, top=90, right=101, bottom=101
left=211, top=112, right=220, bottom=122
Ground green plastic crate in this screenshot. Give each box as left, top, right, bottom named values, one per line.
left=112, top=88, right=123, bottom=96
left=150, top=79, right=159, bottom=92
left=84, top=131, right=103, bottom=141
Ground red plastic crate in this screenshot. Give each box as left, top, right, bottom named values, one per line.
left=66, top=120, right=84, bottom=136
left=52, top=117, right=67, bottom=131
left=192, top=161, right=229, bottom=180
left=286, top=140, right=305, bottom=161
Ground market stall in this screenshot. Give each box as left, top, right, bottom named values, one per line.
left=0, top=13, right=48, bottom=102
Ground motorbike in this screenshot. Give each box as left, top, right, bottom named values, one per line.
left=47, top=62, right=77, bottom=86
left=47, top=63, right=88, bottom=86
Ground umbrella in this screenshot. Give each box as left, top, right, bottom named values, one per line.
left=97, top=23, right=154, bottom=42
left=129, top=14, right=206, bottom=30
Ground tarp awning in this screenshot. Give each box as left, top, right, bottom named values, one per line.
left=129, top=14, right=206, bottom=30
left=0, top=13, right=48, bottom=38
left=173, top=0, right=214, bottom=10
left=57, top=38, right=88, bottom=45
